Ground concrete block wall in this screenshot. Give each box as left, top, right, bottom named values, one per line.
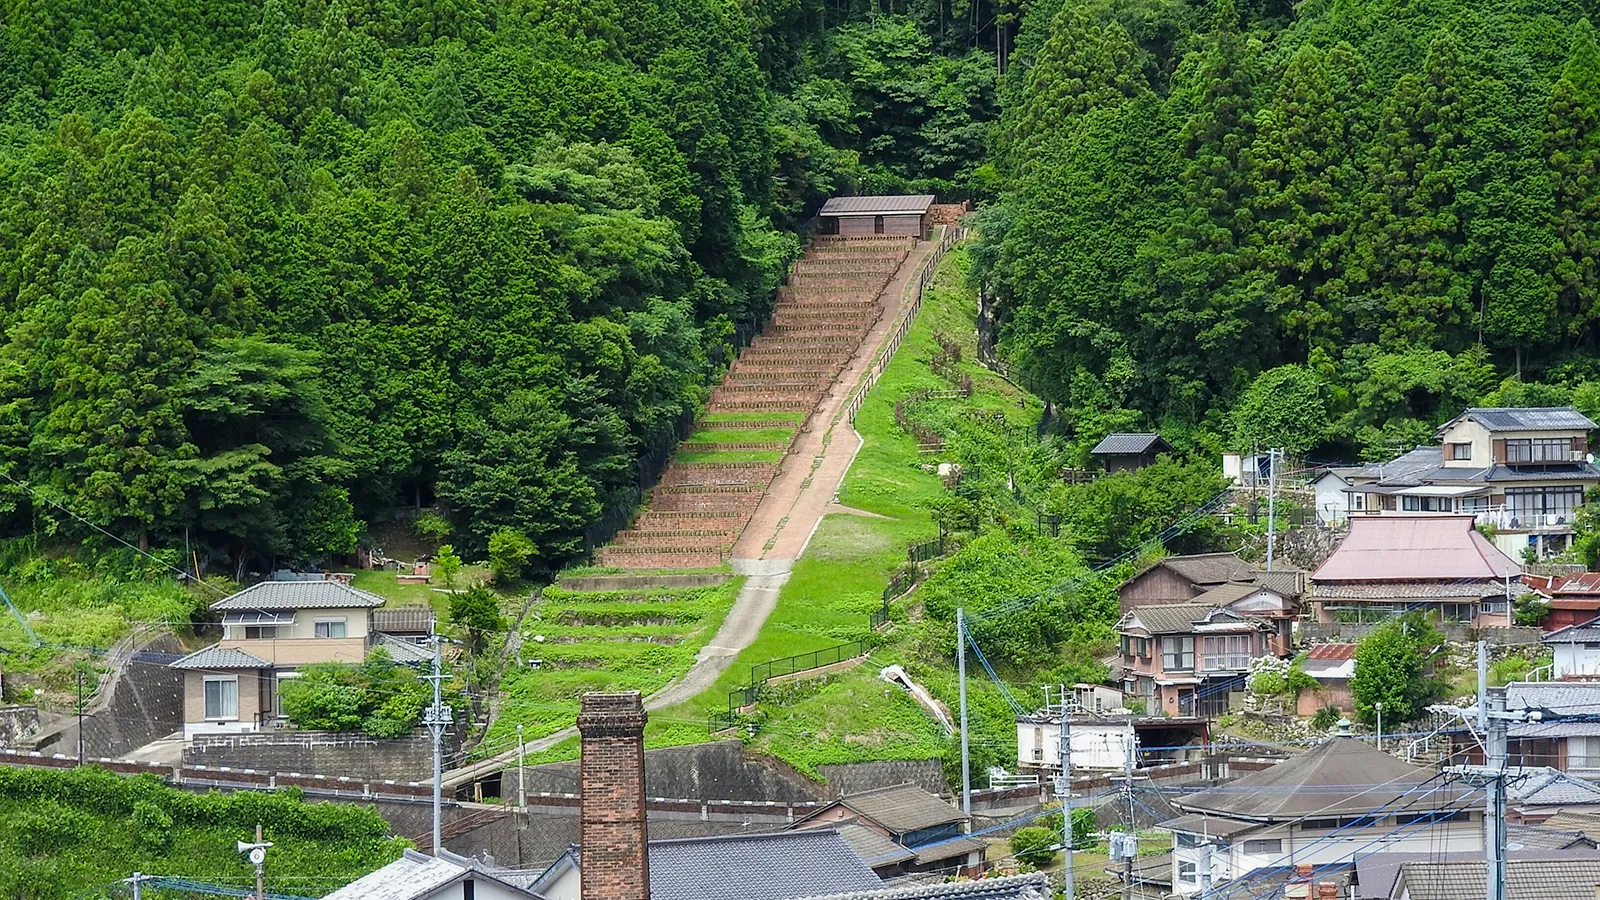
left=182, top=732, right=437, bottom=782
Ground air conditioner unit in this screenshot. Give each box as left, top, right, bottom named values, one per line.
left=1573, top=449, right=1588, bottom=462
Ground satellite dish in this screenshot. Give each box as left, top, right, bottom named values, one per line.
left=249, top=848, right=266, bottom=866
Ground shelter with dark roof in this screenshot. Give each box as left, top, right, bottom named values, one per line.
left=1115, top=603, right=1273, bottom=717
left=1308, top=515, right=1521, bottom=626
left=167, top=576, right=430, bottom=737
left=1160, top=738, right=1481, bottom=895
left=789, top=783, right=983, bottom=877
left=1340, top=406, right=1600, bottom=561
left=1089, top=432, right=1172, bottom=473
left=529, top=830, right=883, bottom=900
left=818, top=195, right=934, bottom=238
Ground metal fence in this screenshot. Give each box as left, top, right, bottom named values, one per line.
left=749, top=638, right=869, bottom=684
left=908, top=535, right=946, bottom=564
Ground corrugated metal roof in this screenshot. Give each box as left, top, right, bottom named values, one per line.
left=819, top=194, right=936, bottom=216
left=1120, top=604, right=1262, bottom=635
left=1307, top=644, right=1357, bottom=660
left=212, top=580, right=387, bottom=611
left=796, top=873, right=1050, bottom=900
left=372, top=608, right=435, bottom=633
left=321, top=849, right=541, bottom=900
left=1090, top=433, right=1169, bottom=455
left=1174, top=737, right=1473, bottom=820
left=648, top=830, right=882, bottom=900
left=1450, top=407, right=1599, bottom=433
left=1396, top=857, right=1600, bottom=900
left=1311, top=516, right=1520, bottom=582
left=1548, top=573, right=1600, bottom=595
left=1157, top=813, right=1264, bottom=838
left=169, top=646, right=272, bottom=670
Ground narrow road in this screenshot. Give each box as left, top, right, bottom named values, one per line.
left=437, top=234, right=941, bottom=790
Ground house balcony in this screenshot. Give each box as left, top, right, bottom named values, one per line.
left=1472, top=506, right=1578, bottom=534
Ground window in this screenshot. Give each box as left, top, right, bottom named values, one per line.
left=1504, top=437, right=1575, bottom=463
left=1351, top=492, right=1365, bottom=511
left=1176, top=833, right=1203, bottom=848
left=314, top=619, right=347, bottom=638
left=1243, top=839, right=1282, bottom=855
left=1202, top=634, right=1255, bottom=671
left=1137, top=637, right=1150, bottom=658
left=1449, top=442, right=1472, bottom=461
left=1178, top=861, right=1197, bottom=883
left=1301, top=819, right=1339, bottom=830
left=1162, top=636, right=1194, bottom=671
left=1461, top=496, right=1490, bottom=512
left=203, top=677, right=238, bottom=720
left=1437, top=603, right=1475, bottom=623
left=1571, top=736, right=1600, bottom=771
left=1507, top=486, right=1586, bottom=524
left=244, top=625, right=279, bottom=640
left=1401, top=495, right=1450, bottom=512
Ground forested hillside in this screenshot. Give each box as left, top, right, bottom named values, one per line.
left=983, top=0, right=1600, bottom=459
left=0, top=0, right=1006, bottom=574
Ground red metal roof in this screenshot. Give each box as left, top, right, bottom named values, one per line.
left=1548, top=572, right=1600, bottom=595
left=1307, top=643, right=1357, bottom=660
left=1311, top=515, right=1520, bottom=582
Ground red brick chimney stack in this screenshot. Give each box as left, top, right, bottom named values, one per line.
left=579, top=691, right=650, bottom=900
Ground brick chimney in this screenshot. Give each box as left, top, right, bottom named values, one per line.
left=1285, top=864, right=1315, bottom=900
left=579, top=691, right=649, bottom=900
left=1316, top=882, right=1339, bottom=899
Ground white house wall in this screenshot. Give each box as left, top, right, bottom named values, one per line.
left=1015, top=722, right=1133, bottom=771
left=1314, top=477, right=1351, bottom=525
left=1553, top=642, right=1600, bottom=678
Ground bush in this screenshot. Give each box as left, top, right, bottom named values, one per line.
left=434, top=544, right=463, bottom=590
left=415, top=512, right=452, bottom=543
left=279, top=649, right=433, bottom=737
left=10, top=801, right=97, bottom=856
left=1011, top=825, right=1058, bottom=869
left=488, top=528, right=536, bottom=583
left=1312, top=706, right=1342, bottom=730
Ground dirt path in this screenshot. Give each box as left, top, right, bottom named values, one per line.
left=437, top=235, right=939, bottom=790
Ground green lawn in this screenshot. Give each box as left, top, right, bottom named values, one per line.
left=686, top=428, right=796, bottom=443
left=675, top=450, right=784, bottom=464
left=701, top=411, right=808, bottom=423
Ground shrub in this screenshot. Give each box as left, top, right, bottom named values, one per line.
left=1011, top=825, right=1057, bottom=869
left=415, top=512, right=452, bottom=543
left=434, top=544, right=463, bottom=590
left=1312, top=706, right=1341, bottom=730
left=279, top=649, right=433, bottom=737
left=10, top=801, right=96, bottom=856
left=487, top=528, right=536, bottom=583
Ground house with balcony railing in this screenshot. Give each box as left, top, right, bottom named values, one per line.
left=1341, top=407, right=1600, bottom=559
left=1116, top=603, right=1273, bottom=717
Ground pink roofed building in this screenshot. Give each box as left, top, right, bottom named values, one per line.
left=1308, top=515, right=1522, bottom=627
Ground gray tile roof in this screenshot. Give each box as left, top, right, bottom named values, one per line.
left=1119, top=604, right=1263, bottom=636
left=374, top=633, right=434, bottom=665
left=1542, top=811, right=1600, bottom=835
left=1396, top=856, right=1600, bottom=900
left=1174, top=737, right=1474, bottom=820
left=169, top=645, right=272, bottom=670
left=1158, top=553, right=1257, bottom=586
left=212, top=580, right=387, bottom=611
left=819, top=195, right=936, bottom=216
left=1354, top=851, right=1600, bottom=900
left=1509, top=767, right=1600, bottom=806
left=1255, top=570, right=1306, bottom=598
left=1357, top=446, right=1445, bottom=485
left=1090, top=433, right=1169, bottom=456
left=648, top=829, right=882, bottom=900
left=1191, top=582, right=1268, bottom=607
left=831, top=821, right=916, bottom=867
left=322, top=849, right=542, bottom=900
left=796, top=873, right=1051, bottom=900
left=822, top=784, right=967, bottom=835
left=910, top=835, right=987, bottom=865
left=372, top=607, right=435, bottom=633
left=1505, top=823, right=1595, bottom=850
left=1450, top=407, right=1598, bottom=433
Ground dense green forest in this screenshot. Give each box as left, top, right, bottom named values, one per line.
left=982, top=0, right=1600, bottom=460
left=0, top=0, right=1007, bottom=574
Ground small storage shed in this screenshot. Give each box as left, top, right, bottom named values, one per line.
left=1090, top=432, right=1172, bottom=473
left=819, top=194, right=936, bottom=238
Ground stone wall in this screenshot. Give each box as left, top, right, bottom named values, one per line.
left=35, top=633, right=184, bottom=758
left=816, top=757, right=948, bottom=797
left=516, top=739, right=824, bottom=803
left=0, top=707, right=42, bottom=748
left=183, top=732, right=437, bottom=781
left=555, top=573, right=731, bottom=592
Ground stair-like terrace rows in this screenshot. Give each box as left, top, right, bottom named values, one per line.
left=596, top=235, right=914, bottom=569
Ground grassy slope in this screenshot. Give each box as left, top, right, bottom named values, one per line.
left=622, top=244, right=1039, bottom=777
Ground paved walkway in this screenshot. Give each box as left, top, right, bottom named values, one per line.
left=437, top=235, right=938, bottom=790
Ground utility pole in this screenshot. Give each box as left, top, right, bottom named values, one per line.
left=422, top=620, right=452, bottom=856
left=517, top=723, right=527, bottom=811
left=1376, top=702, right=1384, bottom=752
left=76, top=668, right=84, bottom=767
left=236, top=824, right=272, bottom=900
left=1266, top=448, right=1280, bottom=571
left=128, top=873, right=151, bottom=900
left=1481, top=642, right=1507, bottom=900
left=1199, top=841, right=1214, bottom=899
left=1115, top=717, right=1141, bottom=900
left=956, top=608, right=971, bottom=816
left=1057, top=707, right=1075, bottom=900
